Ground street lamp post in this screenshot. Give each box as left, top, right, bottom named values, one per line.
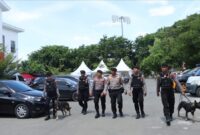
left=112, top=15, right=131, bottom=37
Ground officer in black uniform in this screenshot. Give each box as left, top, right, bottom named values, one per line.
left=44, top=72, right=60, bottom=121
left=129, top=66, right=147, bottom=119
left=77, top=70, right=89, bottom=115
left=157, top=64, right=175, bottom=126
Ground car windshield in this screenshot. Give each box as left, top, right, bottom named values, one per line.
left=4, top=81, right=33, bottom=92
left=195, top=70, right=200, bottom=76
left=57, top=78, right=77, bottom=85
left=187, top=68, right=200, bottom=75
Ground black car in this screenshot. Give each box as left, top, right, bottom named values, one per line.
left=0, top=80, right=46, bottom=118
left=31, top=77, right=78, bottom=101
left=56, top=75, right=79, bottom=82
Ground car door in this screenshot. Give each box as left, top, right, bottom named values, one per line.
left=57, top=81, right=73, bottom=100
left=0, top=83, right=15, bottom=114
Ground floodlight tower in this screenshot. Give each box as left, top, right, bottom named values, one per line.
left=112, top=15, right=131, bottom=37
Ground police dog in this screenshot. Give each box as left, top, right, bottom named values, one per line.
left=178, top=100, right=200, bottom=121
left=55, top=101, right=71, bottom=119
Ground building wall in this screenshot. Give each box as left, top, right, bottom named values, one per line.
left=2, top=28, right=18, bottom=59
left=0, top=9, right=2, bottom=44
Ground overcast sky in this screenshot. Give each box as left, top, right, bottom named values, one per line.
left=3, top=0, right=200, bottom=60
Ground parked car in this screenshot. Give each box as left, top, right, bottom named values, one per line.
left=0, top=80, right=46, bottom=118
left=10, top=73, right=26, bottom=83
left=177, top=68, right=200, bottom=83
left=56, top=75, right=79, bottom=82
left=31, top=77, right=78, bottom=101
left=186, top=76, right=200, bottom=97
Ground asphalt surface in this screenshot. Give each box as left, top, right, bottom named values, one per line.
left=1, top=79, right=200, bottom=135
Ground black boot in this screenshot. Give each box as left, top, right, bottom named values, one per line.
left=141, top=111, right=145, bottom=118
left=136, top=113, right=140, bottom=119
left=112, top=113, right=117, bottom=119
left=45, top=116, right=50, bottom=121
left=170, top=114, right=173, bottom=121
left=102, top=110, right=105, bottom=117
left=166, top=116, right=171, bottom=126
left=119, top=111, right=124, bottom=117
left=95, top=113, right=100, bottom=119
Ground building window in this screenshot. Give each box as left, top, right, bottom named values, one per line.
left=2, top=35, right=5, bottom=52
left=11, top=41, right=16, bottom=53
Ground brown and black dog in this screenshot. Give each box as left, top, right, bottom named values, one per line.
left=55, top=101, right=71, bottom=119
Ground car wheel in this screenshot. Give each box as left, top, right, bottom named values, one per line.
left=72, top=92, right=78, bottom=101
left=15, top=104, right=29, bottom=119
left=196, top=87, right=200, bottom=97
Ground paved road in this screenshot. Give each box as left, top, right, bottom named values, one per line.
left=1, top=79, right=200, bottom=135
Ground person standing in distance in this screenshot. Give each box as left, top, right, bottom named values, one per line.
left=77, top=70, right=89, bottom=115
left=129, top=66, right=147, bottom=119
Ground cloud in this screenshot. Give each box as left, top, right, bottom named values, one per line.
left=4, top=2, right=72, bottom=23
left=149, top=5, right=175, bottom=16
left=144, top=0, right=168, bottom=5
left=94, top=21, right=120, bottom=27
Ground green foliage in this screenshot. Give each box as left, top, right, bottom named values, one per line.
left=21, top=36, right=135, bottom=75
left=0, top=46, right=19, bottom=79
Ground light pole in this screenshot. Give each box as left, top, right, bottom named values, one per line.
left=112, top=15, right=131, bottom=37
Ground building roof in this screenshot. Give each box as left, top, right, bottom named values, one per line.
left=0, top=0, right=10, bottom=11
left=3, top=23, right=24, bottom=33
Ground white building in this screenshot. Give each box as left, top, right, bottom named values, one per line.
left=0, top=0, right=24, bottom=60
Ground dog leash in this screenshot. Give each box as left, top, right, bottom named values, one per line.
left=179, top=93, right=192, bottom=103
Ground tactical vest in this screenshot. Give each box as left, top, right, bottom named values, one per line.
left=79, top=76, right=89, bottom=90
left=160, top=73, right=173, bottom=89
left=46, top=78, right=57, bottom=97
left=131, top=74, right=144, bottom=89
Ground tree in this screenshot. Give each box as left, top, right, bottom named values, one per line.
left=0, top=44, right=19, bottom=79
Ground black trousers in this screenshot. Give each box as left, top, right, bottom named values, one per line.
left=132, top=88, right=144, bottom=114
left=94, top=90, right=106, bottom=114
left=109, top=89, right=123, bottom=114
left=161, top=89, right=175, bottom=118
left=46, top=97, right=57, bottom=117
left=78, top=90, right=89, bottom=111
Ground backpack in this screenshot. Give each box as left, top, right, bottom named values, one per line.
left=45, top=78, right=57, bottom=97
left=160, top=73, right=173, bottom=89
left=131, top=74, right=144, bottom=89
left=79, top=76, right=89, bottom=90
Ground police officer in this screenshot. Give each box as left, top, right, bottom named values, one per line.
left=91, top=70, right=106, bottom=119
left=77, top=70, right=89, bottom=115
left=157, top=64, right=175, bottom=126
left=106, top=68, right=124, bottom=119
left=129, top=66, right=147, bottom=119
left=44, top=72, right=60, bottom=121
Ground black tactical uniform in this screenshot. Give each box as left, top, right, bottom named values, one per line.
left=44, top=76, right=59, bottom=121
left=157, top=71, right=175, bottom=126
left=78, top=73, right=89, bottom=115
left=131, top=73, right=146, bottom=119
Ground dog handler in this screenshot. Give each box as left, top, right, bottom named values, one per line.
left=44, top=72, right=60, bottom=121
left=157, top=64, right=181, bottom=126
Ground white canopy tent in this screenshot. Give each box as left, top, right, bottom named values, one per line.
left=93, top=60, right=109, bottom=73
left=71, top=61, right=92, bottom=77
left=116, top=59, right=131, bottom=72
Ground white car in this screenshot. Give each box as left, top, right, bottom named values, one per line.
left=186, top=76, right=200, bottom=97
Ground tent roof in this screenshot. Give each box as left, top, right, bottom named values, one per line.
left=93, top=60, right=109, bottom=72
left=116, top=59, right=131, bottom=72
left=71, top=61, right=92, bottom=76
